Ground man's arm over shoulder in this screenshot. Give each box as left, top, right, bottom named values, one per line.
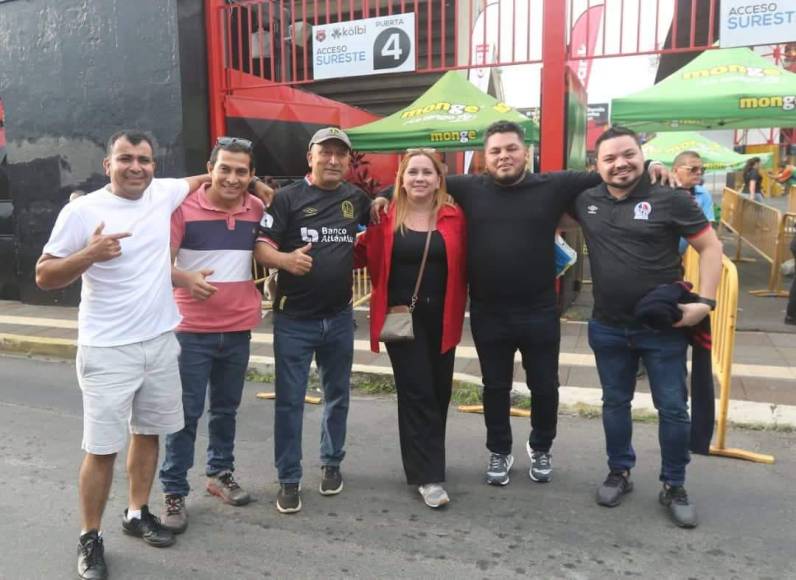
left=445, top=174, right=475, bottom=203
left=549, top=170, right=602, bottom=203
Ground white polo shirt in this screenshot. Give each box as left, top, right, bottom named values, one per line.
left=43, top=178, right=190, bottom=346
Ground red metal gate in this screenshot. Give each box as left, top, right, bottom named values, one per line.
left=207, top=0, right=743, bottom=169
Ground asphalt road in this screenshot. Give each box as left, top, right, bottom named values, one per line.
left=1, top=355, right=794, bottom=579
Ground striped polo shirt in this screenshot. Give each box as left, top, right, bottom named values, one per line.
left=171, top=184, right=264, bottom=332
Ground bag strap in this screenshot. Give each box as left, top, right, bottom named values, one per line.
left=409, top=227, right=434, bottom=312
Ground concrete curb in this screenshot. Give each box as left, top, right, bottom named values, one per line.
left=3, top=334, right=794, bottom=429
left=0, top=333, right=77, bottom=359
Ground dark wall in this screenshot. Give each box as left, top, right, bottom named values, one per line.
left=177, top=0, right=210, bottom=174
left=0, top=0, right=200, bottom=304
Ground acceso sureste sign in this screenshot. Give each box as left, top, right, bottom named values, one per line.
left=312, top=13, right=416, bottom=80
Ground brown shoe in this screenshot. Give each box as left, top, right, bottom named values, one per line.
left=161, top=494, right=188, bottom=534
left=207, top=471, right=251, bottom=506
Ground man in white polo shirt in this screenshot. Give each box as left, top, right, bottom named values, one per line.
left=36, top=130, right=213, bottom=580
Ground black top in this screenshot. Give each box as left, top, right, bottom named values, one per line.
left=446, top=171, right=600, bottom=311
left=259, top=178, right=370, bottom=318
left=572, top=174, right=709, bottom=327
left=388, top=229, right=447, bottom=307
left=743, top=167, right=761, bottom=193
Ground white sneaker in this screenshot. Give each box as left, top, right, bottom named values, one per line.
left=418, top=483, right=450, bottom=508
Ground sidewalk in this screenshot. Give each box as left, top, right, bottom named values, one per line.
left=2, top=295, right=795, bottom=428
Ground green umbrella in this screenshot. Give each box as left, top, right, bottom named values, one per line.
left=612, top=48, right=796, bottom=131
left=347, top=71, right=539, bottom=152
left=642, top=131, right=771, bottom=170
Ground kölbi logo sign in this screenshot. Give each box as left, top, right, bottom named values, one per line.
left=720, top=1, right=796, bottom=49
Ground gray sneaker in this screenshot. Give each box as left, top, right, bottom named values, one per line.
left=319, top=465, right=344, bottom=496
left=526, top=441, right=552, bottom=483
left=207, top=471, right=251, bottom=506
left=418, top=483, right=450, bottom=508
left=659, top=484, right=698, bottom=528
left=276, top=483, right=302, bottom=514
left=596, top=471, right=633, bottom=507
left=161, top=494, right=188, bottom=534
left=486, top=452, right=514, bottom=486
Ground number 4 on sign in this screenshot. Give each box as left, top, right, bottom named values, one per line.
left=382, top=33, right=402, bottom=60
left=373, top=27, right=410, bottom=70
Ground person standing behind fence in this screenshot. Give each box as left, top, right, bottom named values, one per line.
left=672, top=151, right=715, bottom=255
left=742, top=157, right=764, bottom=203
left=354, top=150, right=466, bottom=508
left=786, top=236, right=796, bottom=326
left=158, top=137, right=269, bottom=534
left=572, top=126, right=723, bottom=529
left=255, top=127, right=371, bottom=515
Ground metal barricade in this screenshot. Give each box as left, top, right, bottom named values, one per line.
left=252, top=258, right=372, bottom=310
left=352, top=267, right=373, bottom=307
left=682, top=247, right=774, bottom=464
left=719, top=187, right=791, bottom=296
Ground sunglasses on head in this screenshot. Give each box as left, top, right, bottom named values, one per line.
left=406, top=147, right=437, bottom=154
left=216, top=136, right=253, bottom=150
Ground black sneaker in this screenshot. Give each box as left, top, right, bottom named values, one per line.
left=659, top=484, right=698, bottom=528
left=486, top=452, right=514, bottom=486
left=77, top=530, right=107, bottom=580
left=276, top=483, right=302, bottom=514
left=596, top=471, right=633, bottom=507
left=122, top=505, right=176, bottom=547
left=526, top=442, right=552, bottom=483
left=319, top=465, right=343, bottom=495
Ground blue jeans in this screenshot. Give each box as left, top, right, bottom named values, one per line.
left=273, top=307, right=354, bottom=483
left=159, top=331, right=251, bottom=497
left=588, top=320, right=691, bottom=486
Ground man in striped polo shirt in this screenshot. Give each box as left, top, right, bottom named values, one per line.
left=159, top=137, right=268, bottom=533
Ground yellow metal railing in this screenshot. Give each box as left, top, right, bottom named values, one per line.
left=352, top=267, right=372, bottom=307
left=719, top=187, right=793, bottom=297
left=252, top=258, right=372, bottom=311
left=683, top=247, right=774, bottom=464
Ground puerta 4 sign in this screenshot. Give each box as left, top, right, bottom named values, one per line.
left=313, top=13, right=415, bottom=80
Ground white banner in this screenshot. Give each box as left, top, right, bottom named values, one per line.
left=312, top=13, right=415, bottom=80
left=720, top=1, right=796, bottom=49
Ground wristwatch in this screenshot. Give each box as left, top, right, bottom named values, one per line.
left=696, top=297, right=716, bottom=311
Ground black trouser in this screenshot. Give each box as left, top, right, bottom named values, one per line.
left=385, top=301, right=455, bottom=485
left=788, top=237, right=796, bottom=319
left=470, top=303, right=560, bottom=455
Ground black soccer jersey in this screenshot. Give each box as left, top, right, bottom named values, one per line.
left=259, top=177, right=370, bottom=318
left=572, top=174, right=710, bottom=326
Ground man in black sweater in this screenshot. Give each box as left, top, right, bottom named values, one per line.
left=374, top=121, right=669, bottom=487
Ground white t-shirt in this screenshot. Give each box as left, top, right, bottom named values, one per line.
left=43, top=178, right=190, bottom=347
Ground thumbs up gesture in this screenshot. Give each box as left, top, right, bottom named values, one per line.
left=186, top=268, right=218, bottom=301
left=85, top=222, right=132, bottom=263
left=283, top=242, right=313, bottom=276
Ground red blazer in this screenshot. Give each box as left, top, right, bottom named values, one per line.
left=354, top=203, right=467, bottom=354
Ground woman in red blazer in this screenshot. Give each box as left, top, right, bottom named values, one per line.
left=354, top=149, right=467, bottom=509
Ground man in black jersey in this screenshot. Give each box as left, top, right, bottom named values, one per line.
left=255, top=127, right=370, bottom=514
left=373, top=121, right=670, bottom=487
left=574, top=127, right=722, bottom=528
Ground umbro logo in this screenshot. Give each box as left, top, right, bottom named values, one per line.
left=587, top=205, right=598, bottom=215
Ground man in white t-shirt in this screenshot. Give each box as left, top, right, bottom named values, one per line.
left=36, top=131, right=212, bottom=580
